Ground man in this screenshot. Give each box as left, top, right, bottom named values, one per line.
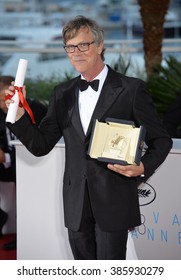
left=5, top=16, right=172, bottom=259
left=0, top=75, right=47, bottom=249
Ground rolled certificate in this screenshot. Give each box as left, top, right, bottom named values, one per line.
left=6, top=58, right=28, bottom=123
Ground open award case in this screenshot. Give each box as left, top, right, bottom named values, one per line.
left=88, top=118, right=146, bottom=165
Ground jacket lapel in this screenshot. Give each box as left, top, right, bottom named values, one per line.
left=64, top=77, right=85, bottom=141
left=71, top=89, right=85, bottom=141
left=86, top=67, right=125, bottom=137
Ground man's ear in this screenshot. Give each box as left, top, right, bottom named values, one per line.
left=97, top=41, right=104, bottom=55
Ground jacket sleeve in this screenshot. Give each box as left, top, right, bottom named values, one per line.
left=6, top=89, right=63, bottom=157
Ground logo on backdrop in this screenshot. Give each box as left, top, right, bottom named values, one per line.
left=138, top=182, right=156, bottom=206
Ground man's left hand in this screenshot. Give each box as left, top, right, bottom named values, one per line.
left=107, top=161, right=144, bottom=177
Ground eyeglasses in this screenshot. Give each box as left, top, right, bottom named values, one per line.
left=64, top=41, right=95, bottom=53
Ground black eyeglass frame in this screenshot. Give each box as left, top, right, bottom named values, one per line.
left=64, top=41, right=95, bottom=53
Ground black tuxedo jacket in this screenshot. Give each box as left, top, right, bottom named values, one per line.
left=8, top=66, right=172, bottom=231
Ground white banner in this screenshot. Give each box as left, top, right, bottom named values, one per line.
left=0, top=260, right=180, bottom=280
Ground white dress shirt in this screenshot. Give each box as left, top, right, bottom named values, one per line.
left=78, top=65, right=108, bottom=134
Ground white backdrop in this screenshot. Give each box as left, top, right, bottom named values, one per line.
left=133, top=142, right=181, bottom=259
left=14, top=140, right=181, bottom=260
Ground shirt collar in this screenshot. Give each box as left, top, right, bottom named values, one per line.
left=80, top=64, right=108, bottom=92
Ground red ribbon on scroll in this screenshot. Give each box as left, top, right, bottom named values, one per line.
left=5, top=86, right=36, bottom=124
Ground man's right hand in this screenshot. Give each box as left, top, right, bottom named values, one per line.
left=5, top=82, right=26, bottom=121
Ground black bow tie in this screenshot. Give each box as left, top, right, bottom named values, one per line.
left=79, top=79, right=99, bottom=92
